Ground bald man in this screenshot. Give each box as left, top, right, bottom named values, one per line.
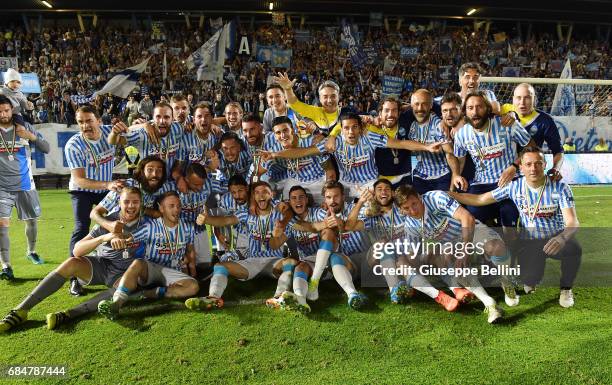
left=501, top=83, right=564, bottom=180
left=408, top=89, right=465, bottom=193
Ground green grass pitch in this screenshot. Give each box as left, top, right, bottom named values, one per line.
left=0, top=187, right=611, bottom=384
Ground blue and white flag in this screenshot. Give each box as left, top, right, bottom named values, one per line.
left=95, top=57, right=150, bottom=99
left=341, top=19, right=367, bottom=69
left=551, top=58, right=576, bottom=116
left=187, top=21, right=236, bottom=81
left=70, top=93, right=96, bottom=105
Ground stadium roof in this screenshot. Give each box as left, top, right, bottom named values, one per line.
left=4, top=0, right=612, bottom=25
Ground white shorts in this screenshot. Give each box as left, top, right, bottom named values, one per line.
left=473, top=221, right=502, bottom=245
left=300, top=254, right=334, bottom=280
left=194, top=228, right=213, bottom=264
left=236, top=257, right=281, bottom=280
left=140, top=261, right=196, bottom=287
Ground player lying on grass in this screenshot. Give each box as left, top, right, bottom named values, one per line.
left=394, top=185, right=507, bottom=323
left=0, top=187, right=144, bottom=332
left=184, top=181, right=286, bottom=311
left=449, top=146, right=581, bottom=308
left=97, top=191, right=198, bottom=320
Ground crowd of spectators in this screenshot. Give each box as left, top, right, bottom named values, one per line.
left=0, top=19, right=609, bottom=125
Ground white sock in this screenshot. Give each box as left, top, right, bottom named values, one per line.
left=274, top=267, right=294, bottom=297
left=407, top=274, right=439, bottom=299
left=464, top=276, right=496, bottom=307
left=311, top=240, right=333, bottom=282
left=380, top=256, right=400, bottom=290
left=467, top=286, right=496, bottom=307
left=331, top=263, right=356, bottom=296
left=112, top=286, right=130, bottom=307
left=293, top=272, right=309, bottom=305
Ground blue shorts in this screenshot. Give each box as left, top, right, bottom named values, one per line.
left=466, top=183, right=519, bottom=227
left=412, top=173, right=451, bottom=195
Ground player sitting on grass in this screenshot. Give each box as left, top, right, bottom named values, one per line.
left=184, top=181, right=285, bottom=311
left=265, top=185, right=330, bottom=313
left=343, top=180, right=415, bottom=304
left=290, top=180, right=370, bottom=310
left=394, top=185, right=506, bottom=323
left=449, top=146, right=581, bottom=308
left=97, top=191, right=198, bottom=320
left=0, top=187, right=144, bottom=331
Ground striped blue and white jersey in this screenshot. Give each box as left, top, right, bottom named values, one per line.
left=216, top=150, right=252, bottom=191
left=217, top=192, right=248, bottom=241
left=234, top=205, right=285, bottom=258
left=131, top=217, right=195, bottom=271
left=403, top=191, right=463, bottom=243
left=337, top=202, right=368, bottom=256
left=358, top=204, right=407, bottom=243
left=245, top=132, right=277, bottom=157
left=174, top=178, right=224, bottom=225
left=265, top=135, right=328, bottom=183
left=453, top=117, right=531, bottom=185
left=0, top=125, right=34, bottom=192
left=125, top=122, right=182, bottom=177
left=65, top=124, right=115, bottom=193
left=407, top=115, right=450, bottom=180
left=99, top=178, right=170, bottom=214
left=178, top=129, right=220, bottom=165
left=492, top=177, right=574, bottom=239
left=286, top=207, right=327, bottom=258
left=317, top=131, right=387, bottom=184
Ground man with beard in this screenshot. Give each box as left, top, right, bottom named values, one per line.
left=265, top=185, right=330, bottom=313
left=0, top=187, right=145, bottom=331
left=98, top=191, right=198, bottom=320
left=108, top=102, right=181, bottom=177
left=454, top=91, right=534, bottom=229
left=407, top=89, right=466, bottom=193
left=343, top=180, right=414, bottom=304
left=260, top=113, right=443, bottom=199
left=394, top=185, right=506, bottom=322
left=453, top=91, right=534, bottom=306
left=240, top=113, right=277, bottom=182
left=64, top=105, right=125, bottom=295
left=221, top=102, right=244, bottom=135
left=211, top=131, right=252, bottom=192
left=172, top=103, right=221, bottom=193
left=90, top=156, right=169, bottom=232
left=263, top=84, right=300, bottom=132
left=500, top=83, right=564, bottom=181
left=439, top=92, right=465, bottom=141
left=365, top=97, right=414, bottom=188
left=260, top=116, right=332, bottom=204
left=213, top=175, right=250, bottom=260
left=449, top=146, right=581, bottom=308
left=185, top=182, right=285, bottom=310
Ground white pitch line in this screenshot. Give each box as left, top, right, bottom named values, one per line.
left=574, top=195, right=612, bottom=198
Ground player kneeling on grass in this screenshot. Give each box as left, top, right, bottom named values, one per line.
left=0, top=187, right=144, bottom=331
left=449, top=146, right=581, bottom=308
left=98, top=191, right=198, bottom=320
left=185, top=182, right=285, bottom=311
left=394, top=186, right=506, bottom=323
